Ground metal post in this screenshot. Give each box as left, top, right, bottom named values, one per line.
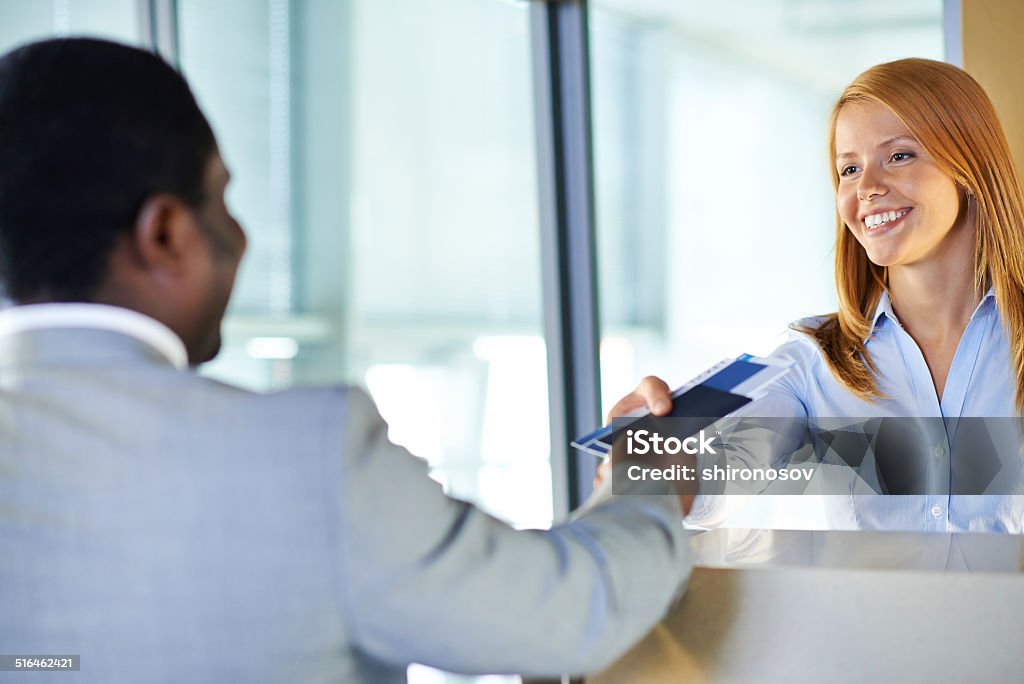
left=137, top=0, right=179, bottom=65
left=529, top=0, right=601, bottom=516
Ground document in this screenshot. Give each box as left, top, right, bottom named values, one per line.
left=571, top=354, right=793, bottom=458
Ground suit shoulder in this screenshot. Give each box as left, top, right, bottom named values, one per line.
left=177, top=374, right=373, bottom=428
left=255, top=384, right=376, bottom=421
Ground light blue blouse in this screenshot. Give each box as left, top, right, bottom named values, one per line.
left=688, top=289, right=1024, bottom=533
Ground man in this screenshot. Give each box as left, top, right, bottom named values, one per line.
left=0, top=38, right=690, bottom=683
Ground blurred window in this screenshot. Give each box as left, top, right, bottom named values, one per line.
left=0, top=0, right=139, bottom=51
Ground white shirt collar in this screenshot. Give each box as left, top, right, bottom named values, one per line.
left=0, top=303, right=188, bottom=370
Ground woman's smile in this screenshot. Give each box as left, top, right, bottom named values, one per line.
left=860, top=207, right=912, bottom=237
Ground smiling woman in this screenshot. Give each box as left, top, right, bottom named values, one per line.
left=805, top=58, right=1024, bottom=411
left=611, top=58, right=1024, bottom=532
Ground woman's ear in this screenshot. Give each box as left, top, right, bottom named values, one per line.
left=956, top=185, right=977, bottom=228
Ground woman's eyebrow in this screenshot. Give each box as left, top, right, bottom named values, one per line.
left=878, top=134, right=917, bottom=148
left=835, top=135, right=918, bottom=162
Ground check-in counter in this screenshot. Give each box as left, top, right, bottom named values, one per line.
left=587, top=528, right=1024, bottom=683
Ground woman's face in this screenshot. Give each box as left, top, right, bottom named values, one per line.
left=834, top=100, right=966, bottom=269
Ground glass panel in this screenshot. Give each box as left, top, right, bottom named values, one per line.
left=346, top=0, right=548, bottom=530
left=590, top=0, right=945, bottom=528
left=0, top=0, right=139, bottom=53
left=177, top=3, right=545, bottom=679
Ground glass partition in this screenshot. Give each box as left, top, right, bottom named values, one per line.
left=590, top=0, right=946, bottom=528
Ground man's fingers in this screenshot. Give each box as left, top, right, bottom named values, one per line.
left=636, top=376, right=672, bottom=415
left=605, top=376, right=673, bottom=424
left=605, top=395, right=647, bottom=425
left=593, top=459, right=611, bottom=489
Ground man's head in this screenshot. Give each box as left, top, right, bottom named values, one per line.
left=0, top=37, right=245, bottom=364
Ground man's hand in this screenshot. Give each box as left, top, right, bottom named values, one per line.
left=594, top=376, right=675, bottom=489
left=603, top=376, right=674, bottom=425
left=595, top=376, right=694, bottom=515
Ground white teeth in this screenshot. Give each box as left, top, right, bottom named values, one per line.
left=864, top=209, right=909, bottom=228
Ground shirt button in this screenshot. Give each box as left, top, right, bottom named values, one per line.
left=931, top=505, right=943, bottom=518
left=934, top=445, right=946, bottom=458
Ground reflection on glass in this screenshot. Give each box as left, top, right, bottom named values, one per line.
left=590, top=0, right=945, bottom=529
left=691, top=526, right=1024, bottom=572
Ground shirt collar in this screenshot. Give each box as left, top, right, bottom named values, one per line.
left=0, top=303, right=188, bottom=370
left=867, top=287, right=996, bottom=341
left=869, top=290, right=898, bottom=334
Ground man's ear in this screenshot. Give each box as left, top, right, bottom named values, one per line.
left=132, top=193, right=200, bottom=274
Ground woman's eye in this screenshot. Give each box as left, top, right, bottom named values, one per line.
left=840, top=165, right=859, bottom=177
left=891, top=151, right=914, bottom=162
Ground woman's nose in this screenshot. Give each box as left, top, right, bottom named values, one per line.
left=857, top=165, right=888, bottom=201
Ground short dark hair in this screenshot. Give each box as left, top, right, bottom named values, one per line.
left=0, top=37, right=217, bottom=302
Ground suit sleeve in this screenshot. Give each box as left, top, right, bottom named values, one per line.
left=330, top=387, right=691, bottom=676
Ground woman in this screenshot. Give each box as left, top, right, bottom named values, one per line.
left=609, top=58, right=1024, bottom=532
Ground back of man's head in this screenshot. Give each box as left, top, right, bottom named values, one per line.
left=0, top=37, right=216, bottom=304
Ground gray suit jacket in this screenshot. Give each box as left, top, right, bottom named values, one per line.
left=0, top=327, right=691, bottom=683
